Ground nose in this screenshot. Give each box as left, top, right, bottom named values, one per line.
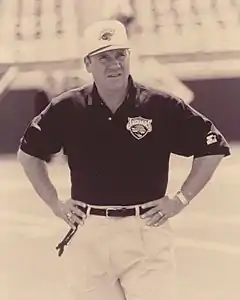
left=109, top=59, right=121, bottom=67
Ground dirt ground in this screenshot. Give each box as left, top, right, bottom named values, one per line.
left=1, top=146, right=239, bottom=300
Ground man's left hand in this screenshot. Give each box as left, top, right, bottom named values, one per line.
left=141, top=195, right=186, bottom=227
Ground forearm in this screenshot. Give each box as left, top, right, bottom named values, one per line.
left=180, top=154, right=224, bottom=202
left=17, top=149, right=59, bottom=209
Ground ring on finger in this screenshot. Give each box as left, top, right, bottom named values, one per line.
left=154, top=213, right=167, bottom=226
left=66, top=211, right=74, bottom=221
left=157, top=211, right=164, bottom=218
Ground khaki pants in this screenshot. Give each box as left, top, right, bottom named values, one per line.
left=61, top=204, right=176, bottom=300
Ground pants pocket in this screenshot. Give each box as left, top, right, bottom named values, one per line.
left=139, top=219, right=175, bottom=260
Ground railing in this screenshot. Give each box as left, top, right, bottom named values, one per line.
left=0, top=0, right=239, bottom=79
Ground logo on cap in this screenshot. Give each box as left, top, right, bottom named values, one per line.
left=99, top=29, right=115, bottom=41
left=126, top=117, right=152, bottom=140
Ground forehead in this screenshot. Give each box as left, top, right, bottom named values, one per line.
left=92, top=48, right=128, bottom=58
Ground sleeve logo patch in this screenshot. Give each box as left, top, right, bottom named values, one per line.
left=206, top=132, right=218, bottom=145
left=126, top=116, right=152, bottom=140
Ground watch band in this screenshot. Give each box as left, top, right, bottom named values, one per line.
left=176, top=191, right=189, bottom=205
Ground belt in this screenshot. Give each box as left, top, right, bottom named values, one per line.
left=78, top=205, right=150, bottom=217
left=56, top=205, right=151, bottom=257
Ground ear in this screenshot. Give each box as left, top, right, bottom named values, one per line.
left=84, top=56, right=92, bottom=73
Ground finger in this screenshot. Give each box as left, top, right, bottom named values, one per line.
left=65, top=212, right=84, bottom=228
left=153, top=215, right=169, bottom=227
left=141, top=206, right=160, bottom=218
left=70, top=213, right=84, bottom=226
left=141, top=199, right=160, bottom=209
left=71, top=200, right=87, bottom=208
left=63, top=215, right=78, bottom=229
left=146, top=212, right=164, bottom=226
left=71, top=205, right=86, bottom=219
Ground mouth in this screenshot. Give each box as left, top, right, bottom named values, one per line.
left=107, top=73, right=122, bottom=78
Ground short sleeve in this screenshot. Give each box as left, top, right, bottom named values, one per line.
left=170, top=98, right=231, bottom=158
left=19, top=102, right=62, bottom=161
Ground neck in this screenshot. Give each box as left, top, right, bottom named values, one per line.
left=95, top=82, right=128, bottom=112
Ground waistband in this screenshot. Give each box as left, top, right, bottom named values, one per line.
left=56, top=202, right=152, bottom=257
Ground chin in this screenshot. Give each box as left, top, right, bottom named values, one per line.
left=106, top=77, right=127, bottom=90
left=110, top=81, right=125, bottom=89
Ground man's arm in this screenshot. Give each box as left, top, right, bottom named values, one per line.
left=141, top=154, right=225, bottom=226
left=180, top=154, right=224, bottom=202
left=17, top=149, right=59, bottom=209
left=18, top=149, right=85, bottom=228
left=141, top=96, right=230, bottom=226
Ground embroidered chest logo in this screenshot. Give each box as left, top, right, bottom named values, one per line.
left=99, top=29, right=115, bottom=41
left=126, top=117, right=152, bottom=140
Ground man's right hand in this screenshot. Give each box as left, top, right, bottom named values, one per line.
left=51, top=199, right=87, bottom=229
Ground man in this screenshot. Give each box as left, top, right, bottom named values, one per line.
left=18, top=20, right=230, bottom=300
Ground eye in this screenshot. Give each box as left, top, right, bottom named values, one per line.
left=98, top=54, right=108, bottom=61
left=117, top=51, right=126, bottom=57
left=116, top=51, right=127, bottom=60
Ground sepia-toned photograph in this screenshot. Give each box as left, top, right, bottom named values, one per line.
left=0, top=1, right=239, bottom=299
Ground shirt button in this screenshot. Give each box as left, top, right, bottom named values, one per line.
left=108, top=117, right=112, bottom=121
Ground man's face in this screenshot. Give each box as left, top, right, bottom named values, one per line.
left=85, top=49, right=130, bottom=90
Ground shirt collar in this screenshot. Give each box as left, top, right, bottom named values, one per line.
left=91, top=75, right=137, bottom=108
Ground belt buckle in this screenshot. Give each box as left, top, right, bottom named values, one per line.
left=106, top=207, right=129, bottom=218
left=106, top=207, right=118, bottom=218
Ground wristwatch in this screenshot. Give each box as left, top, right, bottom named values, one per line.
left=175, top=191, right=190, bottom=205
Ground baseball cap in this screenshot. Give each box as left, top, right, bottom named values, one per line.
left=81, top=20, right=130, bottom=57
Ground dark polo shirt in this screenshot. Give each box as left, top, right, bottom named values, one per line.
left=20, top=76, right=230, bottom=206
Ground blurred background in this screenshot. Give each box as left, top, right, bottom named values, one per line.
left=0, top=1, right=239, bottom=300
left=0, top=0, right=240, bottom=152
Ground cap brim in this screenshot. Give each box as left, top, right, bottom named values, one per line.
left=88, top=44, right=130, bottom=57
